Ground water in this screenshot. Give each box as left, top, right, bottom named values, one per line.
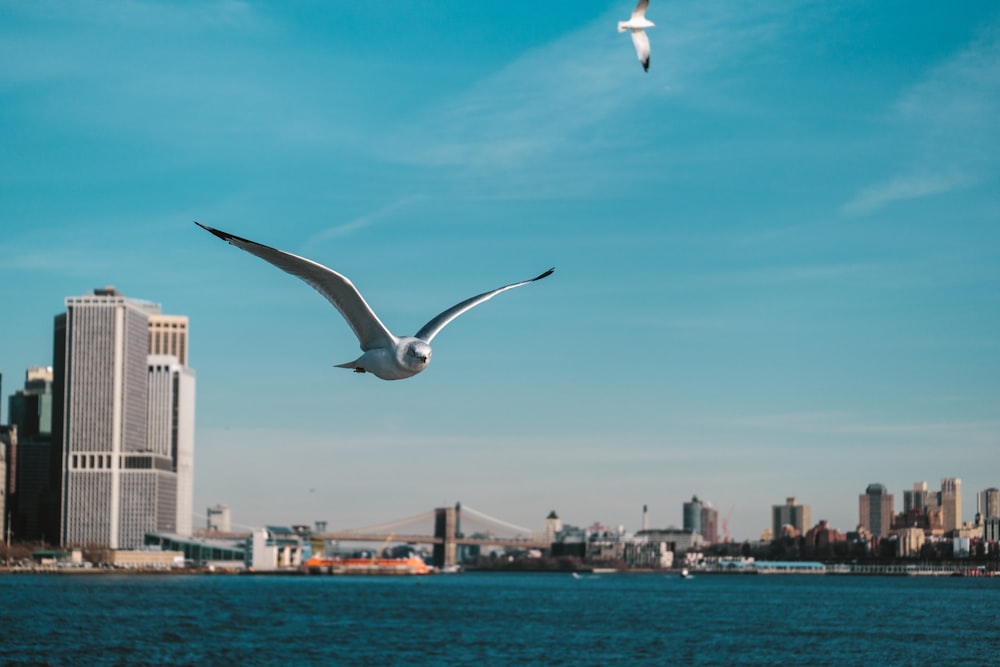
left=1, top=572, right=998, bottom=666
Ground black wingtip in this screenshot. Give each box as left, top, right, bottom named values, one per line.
left=194, top=221, right=256, bottom=247
left=533, top=267, right=555, bottom=282
left=194, top=221, right=230, bottom=241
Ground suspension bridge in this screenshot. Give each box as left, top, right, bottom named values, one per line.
left=315, top=503, right=551, bottom=568
left=195, top=503, right=552, bottom=568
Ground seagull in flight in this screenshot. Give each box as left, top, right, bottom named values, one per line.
left=195, top=222, right=554, bottom=381
left=618, top=0, right=654, bottom=72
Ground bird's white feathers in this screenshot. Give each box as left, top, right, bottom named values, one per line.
left=618, top=0, right=654, bottom=71
left=196, top=222, right=553, bottom=380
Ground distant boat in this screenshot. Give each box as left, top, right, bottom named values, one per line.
left=572, top=572, right=582, bottom=579
left=680, top=568, right=693, bottom=579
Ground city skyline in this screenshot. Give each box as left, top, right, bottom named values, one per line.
left=1, top=2, right=999, bottom=540
left=3, top=343, right=998, bottom=542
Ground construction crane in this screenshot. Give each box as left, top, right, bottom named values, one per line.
left=372, top=532, right=395, bottom=561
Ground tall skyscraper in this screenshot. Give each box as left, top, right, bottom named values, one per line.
left=700, top=502, right=719, bottom=544
left=53, top=287, right=195, bottom=549
left=903, top=481, right=929, bottom=514
left=147, top=354, right=195, bottom=536
left=149, top=315, right=189, bottom=366
left=978, top=488, right=1000, bottom=520
left=6, top=367, right=55, bottom=542
left=683, top=496, right=702, bottom=536
left=940, top=478, right=962, bottom=532
left=859, top=483, right=894, bottom=538
left=1, top=425, right=10, bottom=538
left=8, top=367, right=53, bottom=441
left=772, top=497, right=811, bottom=539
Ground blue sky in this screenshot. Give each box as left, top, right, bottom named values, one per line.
left=2, top=1, right=998, bottom=541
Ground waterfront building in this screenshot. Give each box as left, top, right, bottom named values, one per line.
left=682, top=496, right=702, bottom=536
left=147, top=355, right=196, bottom=536
left=772, top=497, right=811, bottom=540
left=978, top=487, right=1000, bottom=520
left=858, top=484, right=894, bottom=538
left=896, top=527, right=925, bottom=557
left=54, top=287, right=194, bottom=549
left=543, top=510, right=561, bottom=544
left=145, top=531, right=246, bottom=568
left=700, top=502, right=718, bottom=544
left=891, top=507, right=944, bottom=537
left=984, top=518, right=1000, bottom=544
left=5, top=367, right=55, bottom=542
left=586, top=536, right=626, bottom=564
left=939, top=478, right=961, bottom=533
left=623, top=538, right=674, bottom=569
left=903, top=481, right=929, bottom=514
left=207, top=504, right=232, bottom=532
left=803, top=520, right=845, bottom=552
left=246, top=526, right=308, bottom=571
left=634, top=528, right=704, bottom=555
left=0, top=425, right=8, bottom=537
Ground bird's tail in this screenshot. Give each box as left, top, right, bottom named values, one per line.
left=617, top=21, right=628, bottom=33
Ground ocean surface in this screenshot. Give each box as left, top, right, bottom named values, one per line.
left=1, top=571, right=998, bottom=666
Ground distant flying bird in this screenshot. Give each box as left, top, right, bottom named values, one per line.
left=195, top=222, right=554, bottom=381
left=618, top=0, right=655, bottom=72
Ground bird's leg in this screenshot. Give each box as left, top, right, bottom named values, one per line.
left=353, top=367, right=366, bottom=374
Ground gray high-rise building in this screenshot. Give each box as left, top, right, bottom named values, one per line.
left=700, top=501, right=718, bottom=544
left=940, top=478, right=962, bottom=533
left=6, top=367, right=55, bottom=542
left=683, top=496, right=702, bottom=536
left=903, top=481, right=929, bottom=514
left=772, top=497, right=811, bottom=539
left=859, top=483, right=894, bottom=538
left=53, top=287, right=195, bottom=549
left=978, top=488, right=1000, bottom=520
left=147, top=355, right=195, bottom=536
left=0, top=425, right=10, bottom=538
left=8, top=367, right=53, bottom=441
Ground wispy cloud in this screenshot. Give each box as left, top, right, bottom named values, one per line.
left=381, top=3, right=796, bottom=178
left=721, top=410, right=1000, bottom=445
left=842, top=171, right=974, bottom=215
left=302, top=195, right=427, bottom=250
left=383, top=15, right=646, bottom=170
left=843, top=24, right=1000, bottom=215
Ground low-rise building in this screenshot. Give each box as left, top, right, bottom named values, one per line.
left=634, top=528, right=704, bottom=555
left=246, top=526, right=309, bottom=571
left=984, top=517, right=1000, bottom=544
left=104, top=549, right=184, bottom=568
left=624, top=539, right=674, bottom=569
left=896, top=527, right=925, bottom=557
left=145, top=532, right=246, bottom=569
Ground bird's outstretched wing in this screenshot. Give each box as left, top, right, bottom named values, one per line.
left=195, top=222, right=396, bottom=351
left=414, top=268, right=554, bottom=343
left=631, top=0, right=650, bottom=20
left=631, top=30, right=650, bottom=71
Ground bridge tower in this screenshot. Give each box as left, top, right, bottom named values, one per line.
left=433, top=505, right=459, bottom=568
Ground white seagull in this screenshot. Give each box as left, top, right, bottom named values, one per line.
left=195, top=222, right=554, bottom=381
left=618, top=0, right=655, bottom=72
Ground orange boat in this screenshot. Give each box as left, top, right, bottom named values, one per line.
left=304, top=555, right=430, bottom=575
